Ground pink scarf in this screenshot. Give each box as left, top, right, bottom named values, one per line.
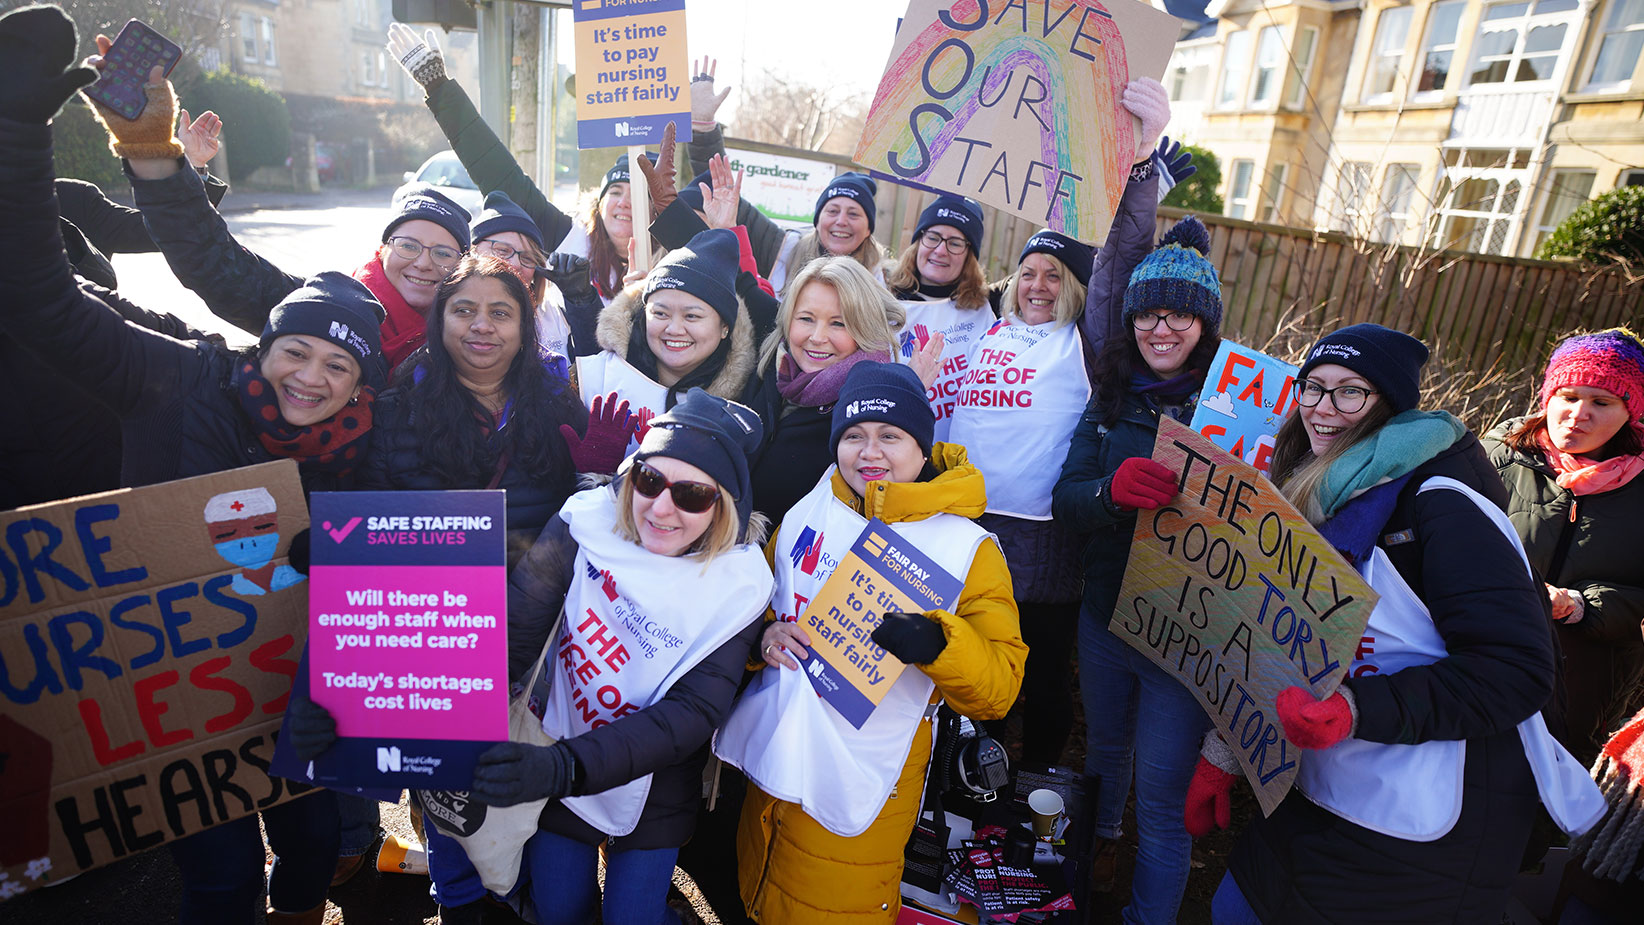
left=776, top=348, right=892, bottom=408
left=1539, top=423, right=1644, bottom=495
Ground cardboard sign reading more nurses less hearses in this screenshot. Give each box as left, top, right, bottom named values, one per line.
left=0, top=461, right=309, bottom=901
left=1115, top=418, right=1377, bottom=815
left=800, top=519, right=963, bottom=728
left=1189, top=340, right=1301, bottom=475
left=298, top=491, right=508, bottom=790
left=573, top=0, right=691, bottom=149
left=856, top=0, right=1177, bottom=243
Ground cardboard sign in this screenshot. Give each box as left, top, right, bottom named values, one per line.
left=1114, top=418, right=1377, bottom=815
left=298, top=491, right=508, bottom=790
left=0, top=461, right=309, bottom=900
left=573, top=0, right=692, bottom=149
left=1190, top=340, right=1301, bottom=475
left=855, top=0, right=1177, bottom=243
left=799, top=519, right=963, bottom=728
left=722, top=146, right=840, bottom=231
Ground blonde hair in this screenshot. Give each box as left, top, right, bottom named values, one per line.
left=760, top=256, right=905, bottom=376
left=787, top=228, right=886, bottom=287
left=885, top=242, right=990, bottom=311
left=1001, top=254, right=1088, bottom=328
left=1269, top=401, right=1397, bottom=523
left=612, top=473, right=742, bottom=566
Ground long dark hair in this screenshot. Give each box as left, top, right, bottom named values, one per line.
left=1089, top=321, right=1222, bottom=426
left=401, top=255, right=582, bottom=486
left=587, top=198, right=627, bottom=300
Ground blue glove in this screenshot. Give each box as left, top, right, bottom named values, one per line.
left=471, top=741, right=577, bottom=806
left=1156, top=136, right=1197, bottom=204
left=284, top=695, right=337, bottom=761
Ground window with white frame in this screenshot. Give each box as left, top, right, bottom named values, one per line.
left=1250, top=26, right=1286, bottom=106
left=1376, top=164, right=1421, bottom=242
left=1228, top=160, right=1256, bottom=219
left=199, top=46, right=221, bottom=73
left=1413, top=1, right=1466, bottom=96
left=1218, top=30, right=1251, bottom=108
left=1168, top=44, right=1215, bottom=102
left=361, top=51, right=376, bottom=87
left=1588, top=0, right=1644, bottom=87
left=240, top=13, right=257, bottom=62
left=1469, top=0, right=1580, bottom=85
left=1259, top=163, right=1290, bottom=223
left=1364, top=6, right=1413, bottom=100
left=1283, top=26, right=1319, bottom=108
left=1433, top=153, right=1525, bottom=255
left=1624, top=168, right=1644, bottom=186
left=1532, top=169, right=1595, bottom=252
left=260, top=17, right=277, bottom=66
left=1334, top=161, right=1373, bottom=233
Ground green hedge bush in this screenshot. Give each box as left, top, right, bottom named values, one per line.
left=1537, top=185, right=1644, bottom=265
left=189, top=70, right=290, bottom=181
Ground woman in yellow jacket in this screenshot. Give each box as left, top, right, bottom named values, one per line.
left=715, top=361, right=1027, bottom=923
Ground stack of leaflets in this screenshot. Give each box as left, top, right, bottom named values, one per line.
left=939, top=827, right=1074, bottom=922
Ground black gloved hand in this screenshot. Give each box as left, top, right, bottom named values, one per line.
left=871, top=611, right=948, bottom=665
left=541, top=253, right=597, bottom=303
left=0, top=5, right=98, bottom=124
left=470, top=741, right=577, bottom=806
left=287, top=527, right=311, bottom=576
left=284, top=695, right=337, bottom=761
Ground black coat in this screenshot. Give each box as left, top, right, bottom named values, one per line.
left=741, top=365, right=837, bottom=524
left=504, top=514, right=762, bottom=849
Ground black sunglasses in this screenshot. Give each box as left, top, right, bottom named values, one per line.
left=631, top=461, right=720, bottom=514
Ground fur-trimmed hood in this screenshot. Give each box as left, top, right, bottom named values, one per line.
left=595, top=281, right=758, bottom=400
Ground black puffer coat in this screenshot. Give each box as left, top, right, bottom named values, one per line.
left=741, top=365, right=837, bottom=524
left=1485, top=417, right=1644, bottom=764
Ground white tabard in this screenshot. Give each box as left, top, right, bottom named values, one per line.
left=898, top=298, right=991, bottom=444
left=947, top=319, right=1090, bottom=520
left=713, top=470, right=992, bottom=837
left=544, top=487, right=774, bottom=836
left=575, top=351, right=669, bottom=454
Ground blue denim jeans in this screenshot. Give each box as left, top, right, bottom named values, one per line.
left=523, top=829, right=680, bottom=925
left=1079, top=609, right=1211, bottom=925
left=420, top=802, right=488, bottom=907
left=167, top=789, right=339, bottom=923
left=335, top=792, right=382, bottom=857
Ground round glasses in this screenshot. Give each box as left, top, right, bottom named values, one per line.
left=387, top=236, right=462, bottom=269
left=1131, top=310, right=1198, bottom=332
left=1293, top=380, right=1377, bottom=414
left=920, top=230, right=969, bottom=255
left=631, top=461, right=720, bottom=514
left=476, top=238, right=542, bottom=270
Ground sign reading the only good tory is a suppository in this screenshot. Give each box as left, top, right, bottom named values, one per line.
left=573, top=0, right=692, bottom=149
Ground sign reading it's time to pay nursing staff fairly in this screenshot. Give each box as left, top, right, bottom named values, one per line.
left=573, top=0, right=692, bottom=149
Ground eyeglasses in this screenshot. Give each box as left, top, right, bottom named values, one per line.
left=387, top=236, right=462, bottom=268
left=920, top=230, right=969, bottom=255
left=631, top=461, right=720, bottom=514
left=476, top=238, right=542, bottom=270
left=1293, top=380, right=1377, bottom=414
left=1132, top=310, right=1198, bottom=332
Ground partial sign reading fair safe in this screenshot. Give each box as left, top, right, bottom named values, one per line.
left=573, top=0, right=691, bottom=148
left=303, top=491, right=508, bottom=789
left=1114, top=418, right=1377, bottom=816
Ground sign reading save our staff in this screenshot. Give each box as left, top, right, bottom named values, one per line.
left=1189, top=340, right=1302, bottom=475
left=0, top=461, right=308, bottom=900
left=799, top=519, right=962, bottom=729
left=1115, top=418, right=1377, bottom=816
left=299, top=491, right=508, bottom=790
left=855, top=0, right=1178, bottom=243
left=573, top=0, right=692, bottom=149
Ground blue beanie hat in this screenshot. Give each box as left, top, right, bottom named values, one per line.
left=814, top=172, right=877, bottom=231
left=600, top=152, right=657, bottom=199
left=471, top=191, right=543, bottom=251
left=1123, top=216, right=1222, bottom=330
left=261, top=271, right=388, bottom=387
left=916, top=195, right=985, bottom=253
left=676, top=168, right=713, bottom=213
left=384, top=184, right=471, bottom=251
left=1298, top=323, right=1429, bottom=414
left=632, top=388, right=765, bottom=537
left=644, top=229, right=741, bottom=326
left=830, top=362, right=937, bottom=457
left=1018, top=230, right=1094, bottom=286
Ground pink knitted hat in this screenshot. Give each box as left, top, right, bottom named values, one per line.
left=1540, top=328, right=1644, bottom=422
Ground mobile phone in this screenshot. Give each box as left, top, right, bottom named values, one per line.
left=82, top=19, right=183, bottom=121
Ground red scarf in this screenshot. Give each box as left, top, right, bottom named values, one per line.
left=355, top=251, right=428, bottom=371
left=1538, top=423, right=1644, bottom=496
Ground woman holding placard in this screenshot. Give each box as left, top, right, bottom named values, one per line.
left=1049, top=216, right=1224, bottom=924
left=716, top=361, right=1026, bottom=924
left=1190, top=324, right=1596, bottom=924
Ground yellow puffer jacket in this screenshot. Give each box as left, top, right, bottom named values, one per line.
left=737, top=444, right=1027, bottom=923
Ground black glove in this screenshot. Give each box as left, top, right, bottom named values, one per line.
left=541, top=253, right=597, bottom=303
left=0, top=5, right=98, bottom=124
left=871, top=611, right=948, bottom=665
left=284, top=695, right=337, bottom=761
left=287, top=527, right=311, bottom=576
left=470, top=741, right=577, bottom=806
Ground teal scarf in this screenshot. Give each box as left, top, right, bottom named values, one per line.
left=1314, top=410, right=1468, bottom=520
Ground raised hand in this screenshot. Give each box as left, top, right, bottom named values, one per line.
left=558, top=391, right=637, bottom=475
left=701, top=153, right=743, bottom=230
left=0, top=3, right=97, bottom=123
left=387, top=21, right=447, bottom=89
left=179, top=108, right=222, bottom=169
left=1121, top=77, right=1170, bottom=164
left=908, top=331, right=946, bottom=390
left=84, top=49, right=182, bottom=161
left=689, top=55, right=732, bottom=127
left=634, top=119, right=678, bottom=220
left=1155, top=136, right=1196, bottom=203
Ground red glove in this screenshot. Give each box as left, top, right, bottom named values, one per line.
left=1109, top=457, right=1177, bottom=510
left=559, top=391, right=637, bottom=475
left=1276, top=686, right=1354, bottom=750
left=1184, top=757, right=1237, bottom=837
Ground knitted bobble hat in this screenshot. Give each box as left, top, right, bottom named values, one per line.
left=1123, top=216, right=1222, bottom=330
left=814, top=172, right=878, bottom=231
left=1540, top=328, right=1644, bottom=422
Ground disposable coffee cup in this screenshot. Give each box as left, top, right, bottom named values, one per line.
left=377, top=833, right=429, bottom=876
left=1028, top=788, right=1064, bottom=839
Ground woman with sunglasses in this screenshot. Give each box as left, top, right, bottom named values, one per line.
left=716, top=361, right=1026, bottom=923
left=1189, top=323, right=1594, bottom=925
left=1049, top=215, right=1225, bottom=925
left=459, top=389, right=773, bottom=925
